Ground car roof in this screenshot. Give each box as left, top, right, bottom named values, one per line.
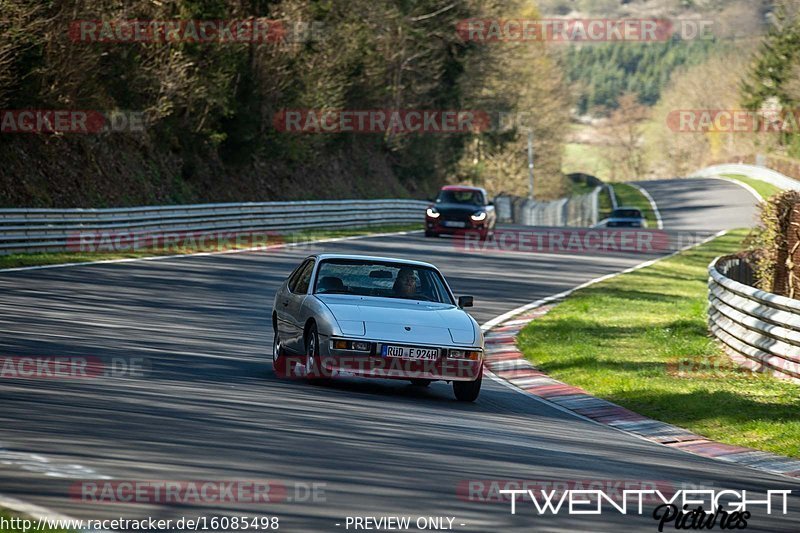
left=440, top=185, right=485, bottom=193
left=311, top=253, right=439, bottom=270
left=613, top=206, right=643, bottom=213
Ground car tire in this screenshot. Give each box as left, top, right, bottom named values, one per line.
left=273, top=330, right=290, bottom=378
left=425, top=231, right=438, bottom=238
left=409, top=379, right=432, bottom=387
left=305, top=323, right=323, bottom=380
left=453, top=372, right=482, bottom=402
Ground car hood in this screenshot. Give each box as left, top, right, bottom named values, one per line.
left=315, top=294, right=476, bottom=345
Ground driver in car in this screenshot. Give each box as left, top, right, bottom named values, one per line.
left=393, top=268, right=418, bottom=299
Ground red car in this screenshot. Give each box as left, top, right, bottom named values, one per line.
left=425, top=186, right=496, bottom=240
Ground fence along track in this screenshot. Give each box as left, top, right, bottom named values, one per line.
left=0, top=200, right=429, bottom=255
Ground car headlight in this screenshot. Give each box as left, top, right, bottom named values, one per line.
left=470, top=211, right=487, bottom=222
left=426, top=207, right=440, bottom=219
left=332, top=339, right=372, bottom=352
left=448, top=349, right=482, bottom=360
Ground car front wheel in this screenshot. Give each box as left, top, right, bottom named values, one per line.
left=273, top=331, right=289, bottom=378
left=305, top=323, right=323, bottom=380
left=453, top=372, right=482, bottom=402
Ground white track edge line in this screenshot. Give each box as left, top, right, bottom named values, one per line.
left=628, top=183, right=663, bottom=230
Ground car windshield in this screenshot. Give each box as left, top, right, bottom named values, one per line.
left=612, top=209, right=643, bottom=218
left=314, top=259, right=454, bottom=304
left=435, top=190, right=483, bottom=205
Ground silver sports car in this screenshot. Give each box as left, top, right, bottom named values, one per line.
left=271, top=254, right=484, bottom=401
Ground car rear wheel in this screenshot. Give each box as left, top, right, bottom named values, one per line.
left=305, top=324, right=322, bottom=380
left=273, top=331, right=289, bottom=378
left=425, top=230, right=438, bottom=238
left=409, top=379, right=432, bottom=387
left=453, top=372, right=482, bottom=402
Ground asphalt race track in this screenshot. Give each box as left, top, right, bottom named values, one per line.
left=2, top=178, right=798, bottom=532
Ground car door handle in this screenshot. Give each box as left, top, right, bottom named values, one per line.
left=282, top=300, right=289, bottom=306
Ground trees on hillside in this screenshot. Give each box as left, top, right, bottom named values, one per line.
left=0, top=0, right=570, bottom=203
left=562, top=38, right=716, bottom=115
left=607, top=93, right=648, bottom=181
left=455, top=1, right=570, bottom=198
left=742, top=0, right=800, bottom=157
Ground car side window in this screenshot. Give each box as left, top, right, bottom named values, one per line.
left=293, top=260, right=315, bottom=294
left=287, top=260, right=311, bottom=293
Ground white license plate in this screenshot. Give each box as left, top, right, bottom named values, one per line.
left=382, top=345, right=439, bottom=360
left=442, top=221, right=466, bottom=228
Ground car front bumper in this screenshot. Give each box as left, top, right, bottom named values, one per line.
left=425, top=218, right=488, bottom=235
left=287, top=336, right=484, bottom=381
left=319, top=355, right=482, bottom=381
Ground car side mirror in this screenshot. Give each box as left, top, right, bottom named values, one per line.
left=458, top=295, right=474, bottom=308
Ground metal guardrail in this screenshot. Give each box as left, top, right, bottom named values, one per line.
left=692, top=163, right=800, bottom=191
left=0, top=199, right=429, bottom=255
left=708, top=255, right=800, bottom=382
left=494, top=187, right=600, bottom=227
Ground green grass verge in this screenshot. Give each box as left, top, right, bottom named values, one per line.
left=611, top=183, right=660, bottom=227
left=0, top=223, right=422, bottom=270
left=0, top=510, right=73, bottom=533
left=517, top=229, right=800, bottom=458
left=722, top=174, right=781, bottom=200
